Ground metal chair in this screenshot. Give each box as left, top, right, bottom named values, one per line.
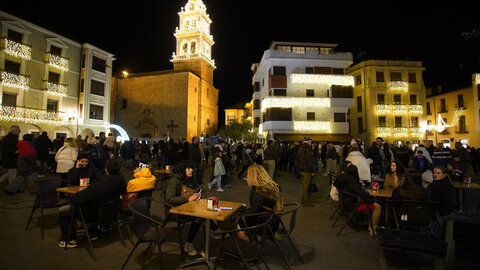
left=25, top=178, right=67, bottom=239
left=121, top=188, right=156, bottom=243
left=121, top=197, right=181, bottom=270
left=332, top=189, right=375, bottom=238
left=388, top=200, right=436, bottom=231
left=213, top=211, right=273, bottom=270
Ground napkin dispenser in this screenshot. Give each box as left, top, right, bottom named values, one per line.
left=207, top=197, right=219, bottom=210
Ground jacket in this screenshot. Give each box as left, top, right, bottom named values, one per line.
left=296, top=143, right=314, bottom=173
left=122, top=168, right=156, bottom=207
left=429, top=177, right=456, bottom=217
left=1, top=132, right=19, bottom=168
left=188, top=143, right=202, bottom=163
left=16, top=140, right=38, bottom=176
left=165, top=173, right=199, bottom=206
left=55, top=144, right=78, bottom=173
left=345, top=151, right=371, bottom=181
left=213, top=157, right=226, bottom=176
left=334, top=173, right=372, bottom=211
left=66, top=163, right=102, bottom=186
left=384, top=173, right=405, bottom=190
left=242, top=148, right=256, bottom=166
left=33, top=134, right=52, bottom=159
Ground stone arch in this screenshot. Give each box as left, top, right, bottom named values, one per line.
left=181, top=41, right=189, bottom=55
left=53, top=126, right=74, bottom=139
left=190, top=40, right=196, bottom=54
left=80, top=128, right=95, bottom=138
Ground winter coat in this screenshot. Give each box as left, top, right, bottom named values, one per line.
left=296, top=143, right=314, bottom=173
left=123, top=168, right=156, bottom=207
left=333, top=173, right=372, bottom=211
left=188, top=143, right=202, bottom=163
left=213, top=157, right=226, bottom=176
left=345, top=151, right=371, bottom=181
left=33, top=134, right=52, bottom=160
left=429, top=177, right=456, bottom=217
left=1, top=132, right=19, bottom=168
left=384, top=173, right=405, bottom=190
left=165, top=172, right=199, bottom=206
left=66, top=162, right=102, bottom=186
left=16, top=140, right=38, bottom=176
left=55, top=144, right=78, bottom=173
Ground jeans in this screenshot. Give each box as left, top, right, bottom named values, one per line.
left=58, top=204, right=76, bottom=241
left=209, top=175, right=222, bottom=189
left=0, top=168, right=17, bottom=185
left=4, top=172, right=38, bottom=193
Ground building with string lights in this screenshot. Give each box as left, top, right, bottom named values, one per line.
left=346, top=60, right=427, bottom=147
left=0, top=10, right=114, bottom=139
left=250, top=41, right=355, bottom=142
left=424, top=74, right=480, bottom=147
left=111, top=0, right=219, bottom=141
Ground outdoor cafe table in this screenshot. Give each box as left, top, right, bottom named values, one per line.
left=56, top=186, right=86, bottom=194
left=169, top=199, right=244, bottom=269
left=450, top=181, right=480, bottom=212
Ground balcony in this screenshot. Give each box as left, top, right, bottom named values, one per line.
left=392, top=104, right=407, bottom=114
left=389, top=81, right=408, bottom=91
left=0, top=104, right=67, bottom=125
left=1, top=38, right=31, bottom=60
left=47, top=53, right=69, bottom=71
left=409, top=104, right=423, bottom=114
left=409, top=127, right=424, bottom=137
left=0, top=71, right=29, bottom=91
left=393, top=127, right=408, bottom=137
left=262, top=120, right=338, bottom=133
left=261, top=96, right=330, bottom=111
left=376, top=104, right=390, bottom=114
left=44, top=81, right=68, bottom=97
left=290, top=73, right=354, bottom=86
left=376, top=126, right=391, bottom=137
left=455, top=125, right=469, bottom=134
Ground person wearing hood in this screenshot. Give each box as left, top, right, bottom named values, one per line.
left=57, top=158, right=126, bottom=248
left=3, top=134, right=39, bottom=195
left=122, top=162, right=156, bottom=207
left=345, top=145, right=371, bottom=182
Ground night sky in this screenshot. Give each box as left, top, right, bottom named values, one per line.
left=2, top=0, right=479, bottom=126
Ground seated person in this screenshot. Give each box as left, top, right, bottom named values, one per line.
left=66, top=152, right=102, bottom=186
left=165, top=161, right=202, bottom=256
left=447, top=161, right=465, bottom=182
left=429, top=166, right=456, bottom=218
left=334, top=164, right=381, bottom=236
left=57, top=159, right=126, bottom=248
left=392, top=172, right=431, bottom=201
left=384, top=161, right=406, bottom=190
left=421, top=165, right=434, bottom=189
left=122, top=162, right=156, bottom=207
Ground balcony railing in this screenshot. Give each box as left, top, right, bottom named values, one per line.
left=393, top=127, right=408, bottom=137
left=47, top=53, right=69, bottom=71
left=0, top=71, right=29, bottom=91
left=290, top=73, right=354, bottom=86
left=392, top=104, right=407, bottom=114
left=0, top=104, right=66, bottom=125
left=376, top=104, right=390, bottom=114
left=376, top=126, right=391, bottom=137
left=389, top=81, right=408, bottom=91
left=44, top=81, right=68, bottom=97
left=1, top=38, right=31, bottom=60
left=409, top=104, right=423, bottom=114
left=261, top=96, right=330, bottom=111
left=409, top=127, right=424, bottom=137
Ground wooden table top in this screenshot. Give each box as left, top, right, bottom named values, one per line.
left=371, top=179, right=385, bottom=182
left=153, top=169, right=171, bottom=174
left=451, top=181, right=480, bottom=189
left=56, top=186, right=86, bottom=194
left=169, top=199, right=244, bottom=221
left=368, top=189, right=393, bottom=198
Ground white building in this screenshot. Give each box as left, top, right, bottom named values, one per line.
left=0, top=10, right=114, bottom=139
left=251, top=41, right=355, bottom=142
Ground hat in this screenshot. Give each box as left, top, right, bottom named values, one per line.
left=351, top=139, right=357, bottom=146
left=137, top=163, right=151, bottom=170
left=303, top=137, right=312, bottom=141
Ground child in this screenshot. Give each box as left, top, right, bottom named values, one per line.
left=209, top=150, right=225, bottom=192
left=413, top=150, right=430, bottom=172
left=122, top=162, right=156, bottom=207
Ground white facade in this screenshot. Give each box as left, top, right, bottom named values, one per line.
left=251, top=41, right=354, bottom=141
left=0, top=11, right=114, bottom=139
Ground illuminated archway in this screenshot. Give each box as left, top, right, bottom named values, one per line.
left=104, top=123, right=130, bottom=142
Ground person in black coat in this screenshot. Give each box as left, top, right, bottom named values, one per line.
left=429, top=166, right=456, bottom=217
left=57, top=158, right=126, bottom=247
left=0, top=125, right=21, bottom=185
left=66, top=152, right=102, bottom=186
left=33, top=132, right=52, bottom=176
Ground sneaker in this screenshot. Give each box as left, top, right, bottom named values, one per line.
left=67, top=240, right=78, bottom=248
left=58, top=241, right=66, bottom=248
left=216, top=188, right=224, bottom=192
left=243, top=177, right=248, bottom=181
left=184, top=242, right=198, bottom=256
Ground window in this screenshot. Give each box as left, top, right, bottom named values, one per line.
left=253, top=82, right=260, bottom=92
left=306, top=89, right=314, bottom=97
left=357, top=117, right=364, bottom=133
left=50, top=45, right=62, bottom=56
left=307, top=112, right=315, bottom=120
left=411, top=116, right=418, bottom=127
left=390, top=72, right=402, bottom=81
left=377, top=93, right=385, bottom=104
left=457, top=94, right=464, bottom=108
left=292, top=46, right=305, bottom=54
left=409, top=94, right=417, bottom=105
left=332, top=68, right=344, bottom=75
left=440, top=98, right=447, bottom=112
left=254, top=117, right=260, bottom=127
left=331, top=85, right=353, bottom=98
left=378, top=116, right=386, bottom=127
left=90, top=80, right=105, bottom=96
left=305, top=67, right=314, bottom=74
left=264, top=108, right=292, bottom=121
left=7, top=29, right=22, bottom=43
left=90, top=104, right=103, bottom=120
left=334, top=113, right=346, bottom=122
left=92, top=56, right=106, bottom=73
left=394, top=94, right=402, bottom=104
left=2, top=93, right=17, bottom=107
left=121, top=99, right=127, bottom=110
left=82, top=54, right=86, bottom=68
left=79, top=104, right=83, bottom=118
left=48, top=72, right=60, bottom=83
left=47, top=99, right=58, bottom=112
left=395, top=116, right=402, bottom=127
left=306, top=47, right=319, bottom=53
left=5, top=60, right=20, bottom=74
left=80, top=79, right=84, bottom=93
left=426, top=102, right=431, bottom=115
left=273, top=66, right=286, bottom=76
left=408, top=72, right=416, bottom=83
left=273, top=89, right=287, bottom=96
left=276, top=45, right=291, bottom=53
left=458, top=116, right=466, bottom=132
left=253, top=99, right=260, bottom=110
left=376, top=72, right=385, bottom=82
left=355, top=75, right=362, bottom=86
left=356, top=96, right=362, bottom=112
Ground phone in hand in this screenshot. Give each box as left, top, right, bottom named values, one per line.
left=196, top=188, right=202, bottom=194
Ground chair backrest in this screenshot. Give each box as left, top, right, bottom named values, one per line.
left=235, top=211, right=273, bottom=249
left=128, top=197, right=175, bottom=238
left=97, top=196, right=122, bottom=226
left=277, top=203, right=301, bottom=236
left=389, top=200, right=434, bottom=227
left=36, top=179, right=60, bottom=207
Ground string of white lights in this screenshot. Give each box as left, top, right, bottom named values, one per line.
left=49, top=54, right=69, bottom=71
left=47, top=82, right=68, bottom=97
left=4, top=39, right=31, bottom=60
left=293, top=121, right=331, bottom=132
left=261, top=97, right=330, bottom=111
left=0, top=105, right=65, bottom=125
left=290, top=73, right=354, bottom=86
left=389, top=81, right=408, bottom=91
left=1, top=71, right=29, bottom=91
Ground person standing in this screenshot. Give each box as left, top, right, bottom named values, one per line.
left=453, top=142, right=470, bottom=175
left=263, top=140, right=277, bottom=179
left=320, top=143, right=327, bottom=169
left=326, top=143, right=338, bottom=175
left=55, top=138, right=78, bottom=192
left=0, top=125, right=20, bottom=185
left=33, top=131, right=52, bottom=177
left=297, top=137, right=315, bottom=207
left=208, top=150, right=225, bottom=192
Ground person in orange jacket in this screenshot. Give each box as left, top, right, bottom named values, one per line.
left=122, top=162, right=156, bottom=207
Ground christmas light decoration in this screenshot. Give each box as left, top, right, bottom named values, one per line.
left=376, top=127, right=391, bottom=137
left=0, top=105, right=65, bottom=125
left=475, top=73, right=480, bottom=85
left=46, top=82, right=67, bottom=97
left=261, top=97, right=330, bottom=111
left=389, top=81, right=408, bottom=91
left=290, top=73, right=354, bottom=86
left=393, top=127, right=408, bottom=137
left=409, top=127, right=424, bottom=137
left=408, top=104, right=423, bottom=114
left=293, top=121, right=331, bottom=132
left=3, top=38, right=31, bottom=60
left=376, top=104, right=390, bottom=114
left=49, top=54, right=69, bottom=71
left=392, top=104, right=407, bottom=114
left=1, top=71, right=29, bottom=91
left=425, top=107, right=465, bottom=133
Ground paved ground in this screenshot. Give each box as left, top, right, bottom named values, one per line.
left=1, top=162, right=479, bottom=270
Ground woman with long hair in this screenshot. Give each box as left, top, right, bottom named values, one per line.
left=384, top=161, right=406, bottom=190
left=392, top=172, right=430, bottom=201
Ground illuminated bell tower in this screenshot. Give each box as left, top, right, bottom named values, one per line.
left=171, top=0, right=216, bottom=84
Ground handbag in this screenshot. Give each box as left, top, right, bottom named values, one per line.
left=307, top=176, right=318, bottom=193
left=181, top=185, right=196, bottom=199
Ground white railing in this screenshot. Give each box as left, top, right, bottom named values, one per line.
left=261, top=97, right=330, bottom=111
left=290, top=73, right=354, bottom=86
